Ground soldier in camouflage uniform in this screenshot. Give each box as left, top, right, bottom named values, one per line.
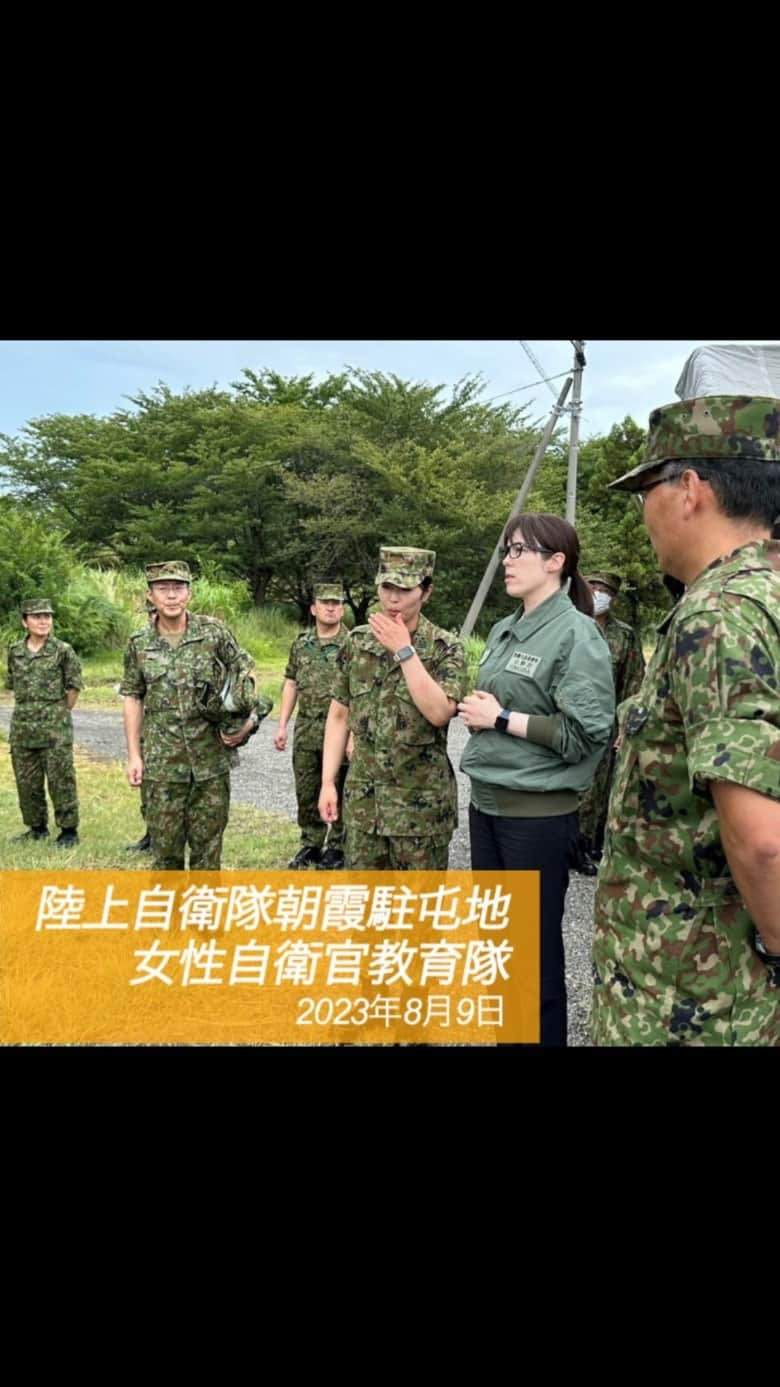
left=127, top=596, right=157, bottom=853
left=275, top=582, right=350, bottom=869
left=591, top=396, right=780, bottom=1046
left=7, top=597, right=83, bottom=846
left=319, top=547, right=469, bottom=870
left=120, top=561, right=273, bottom=870
left=575, top=572, right=645, bottom=874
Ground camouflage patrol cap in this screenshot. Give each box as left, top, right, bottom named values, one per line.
left=313, top=583, right=345, bottom=602
left=145, top=561, right=192, bottom=584
left=21, top=597, right=54, bottom=616
left=196, top=650, right=274, bottom=746
left=585, top=572, right=622, bottom=594
left=611, top=396, right=780, bottom=492
left=375, top=546, right=436, bottom=589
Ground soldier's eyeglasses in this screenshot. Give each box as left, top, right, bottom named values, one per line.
left=632, top=475, right=680, bottom=511
left=501, top=542, right=554, bottom=560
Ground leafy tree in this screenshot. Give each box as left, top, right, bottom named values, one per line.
left=0, top=498, right=74, bottom=624
left=1, top=366, right=673, bottom=640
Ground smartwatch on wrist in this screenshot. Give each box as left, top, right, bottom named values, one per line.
left=494, top=708, right=511, bottom=733
left=753, top=929, right=780, bottom=964
left=393, top=645, right=415, bottom=663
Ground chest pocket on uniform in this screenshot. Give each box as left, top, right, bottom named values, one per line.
left=17, top=657, right=63, bottom=702
left=615, top=700, right=682, bottom=826
left=142, top=661, right=173, bottom=713
left=393, top=681, right=436, bottom=746
left=295, top=656, right=322, bottom=697
left=37, top=660, right=65, bottom=700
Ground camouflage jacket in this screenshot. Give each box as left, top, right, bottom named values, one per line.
left=285, top=624, right=349, bottom=751
left=120, top=612, right=267, bottom=783
left=332, top=612, right=469, bottom=838
left=592, top=540, right=780, bottom=1046
left=7, top=635, right=83, bottom=749
left=599, top=611, right=645, bottom=714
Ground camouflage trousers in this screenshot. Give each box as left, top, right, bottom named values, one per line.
left=345, top=830, right=451, bottom=871
left=146, top=774, right=230, bottom=870
left=10, top=738, right=79, bottom=831
left=577, top=735, right=616, bottom=850
left=293, top=741, right=347, bottom=851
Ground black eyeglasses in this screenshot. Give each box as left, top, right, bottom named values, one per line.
left=501, top=541, right=554, bottom=561
left=632, top=473, right=683, bottom=511
left=635, top=478, right=676, bottom=507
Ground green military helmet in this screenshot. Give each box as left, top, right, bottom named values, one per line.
left=145, top=560, right=192, bottom=583
left=611, top=396, right=780, bottom=492
left=313, top=582, right=345, bottom=602
left=585, top=572, right=622, bottom=595
left=375, top=546, right=436, bottom=589
left=21, top=597, right=54, bottom=616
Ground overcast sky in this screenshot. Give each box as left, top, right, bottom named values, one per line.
left=2, top=339, right=779, bottom=443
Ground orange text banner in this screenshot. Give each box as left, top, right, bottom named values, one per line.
left=1, top=870, right=540, bottom=1045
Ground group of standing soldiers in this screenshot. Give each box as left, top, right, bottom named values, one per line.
left=7, top=389, right=780, bottom=1048
left=6, top=551, right=638, bottom=875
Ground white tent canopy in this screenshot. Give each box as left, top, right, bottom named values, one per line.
left=676, top=344, right=780, bottom=400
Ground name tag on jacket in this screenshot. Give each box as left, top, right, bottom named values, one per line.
left=505, top=651, right=542, bottom=678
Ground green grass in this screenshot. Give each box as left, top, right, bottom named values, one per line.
left=0, top=732, right=298, bottom=871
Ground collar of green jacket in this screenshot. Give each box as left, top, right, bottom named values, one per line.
left=496, top=587, right=574, bottom=643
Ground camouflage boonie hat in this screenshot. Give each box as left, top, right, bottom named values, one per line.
left=611, top=396, right=780, bottom=492
left=375, top=546, right=436, bottom=589
left=313, top=583, right=345, bottom=602
left=145, top=560, right=192, bottom=584
left=21, top=597, right=54, bottom=616
left=585, top=572, right=622, bottom=594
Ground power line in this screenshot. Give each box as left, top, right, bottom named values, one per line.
left=482, top=370, right=571, bottom=405
left=518, top=341, right=560, bottom=400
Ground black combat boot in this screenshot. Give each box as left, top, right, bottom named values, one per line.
left=55, top=829, right=79, bottom=848
left=13, top=825, right=49, bottom=842
left=127, top=831, right=153, bottom=852
left=317, top=847, right=345, bottom=870
left=288, top=846, right=322, bottom=869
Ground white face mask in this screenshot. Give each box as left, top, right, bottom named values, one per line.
left=592, top=590, right=612, bottom=615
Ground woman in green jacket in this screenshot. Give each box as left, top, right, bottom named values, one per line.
left=458, top=513, right=614, bottom=1046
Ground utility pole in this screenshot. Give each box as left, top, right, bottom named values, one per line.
left=460, top=374, right=573, bottom=639
left=566, top=340, right=586, bottom=524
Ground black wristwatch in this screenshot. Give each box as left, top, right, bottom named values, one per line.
left=752, top=929, right=780, bottom=964
left=494, top=708, right=511, bottom=734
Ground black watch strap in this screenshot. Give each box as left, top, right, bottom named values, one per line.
left=494, top=708, right=511, bottom=733
left=753, top=929, right=780, bottom=964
